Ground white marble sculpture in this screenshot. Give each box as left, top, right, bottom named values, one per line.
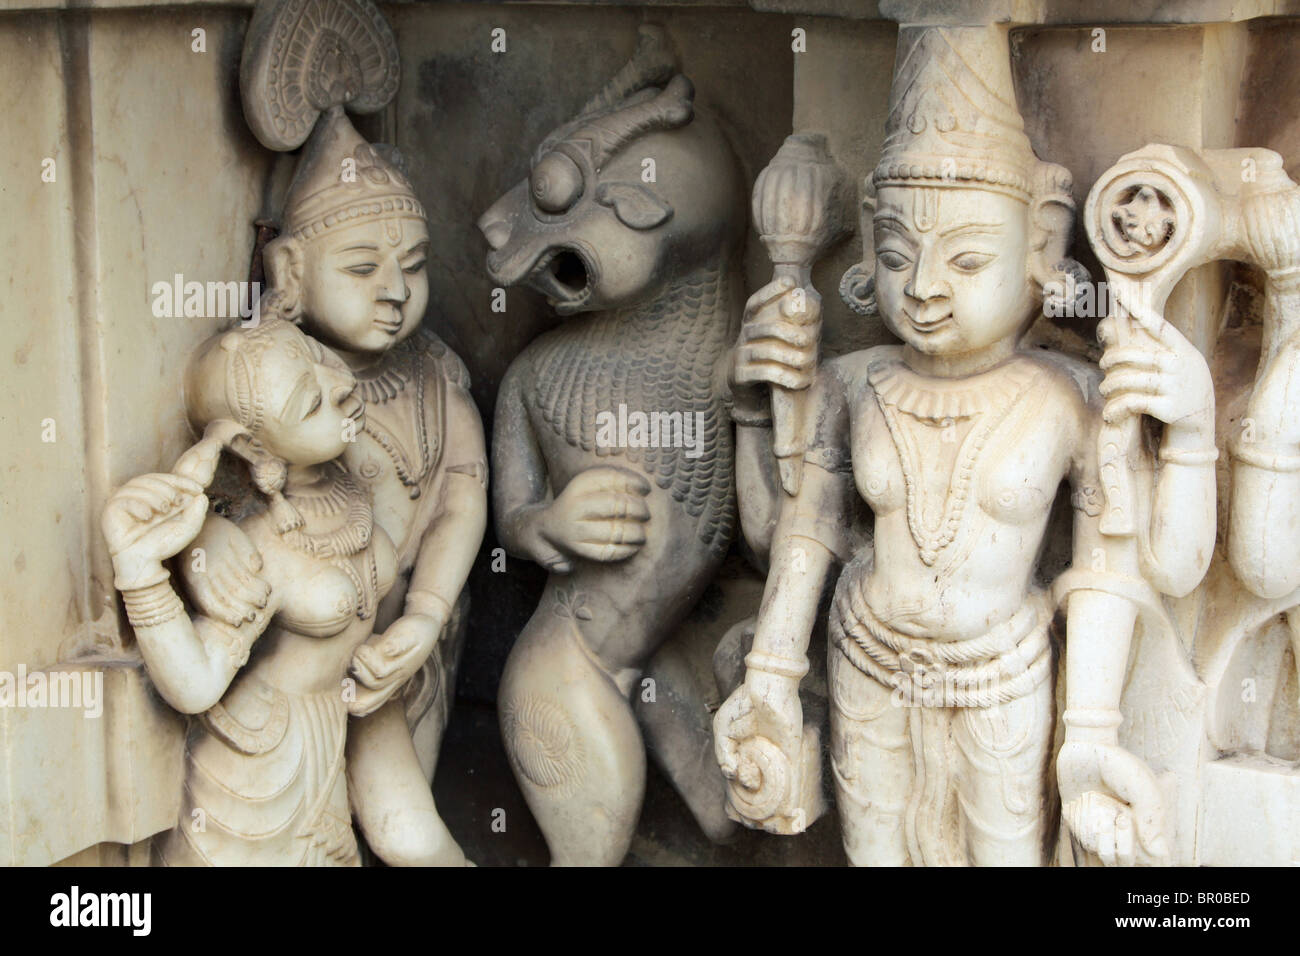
left=236, top=0, right=487, bottom=865
left=103, top=320, right=402, bottom=865
left=1086, top=145, right=1300, bottom=866
left=715, top=25, right=1218, bottom=866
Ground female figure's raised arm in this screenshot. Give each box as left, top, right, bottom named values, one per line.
left=102, top=430, right=278, bottom=714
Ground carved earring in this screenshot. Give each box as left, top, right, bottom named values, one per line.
left=840, top=261, right=877, bottom=316
left=229, top=430, right=303, bottom=533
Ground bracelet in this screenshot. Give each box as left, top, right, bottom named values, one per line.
left=1229, top=439, right=1300, bottom=472
left=744, top=651, right=809, bottom=679
left=1158, top=446, right=1219, bottom=466
left=123, top=580, right=185, bottom=629
left=406, top=588, right=453, bottom=624
left=1061, top=708, right=1123, bottom=729
left=731, top=408, right=774, bottom=428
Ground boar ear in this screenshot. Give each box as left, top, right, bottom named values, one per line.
left=595, top=182, right=674, bottom=230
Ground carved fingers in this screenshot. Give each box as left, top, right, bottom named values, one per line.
left=102, top=473, right=209, bottom=588
left=732, top=277, right=822, bottom=394
left=1063, top=790, right=1140, bottom=867
left=172, top=420, right=245, bottom=487
left=714, top=687, right=756, bottom=784
left=348, top=614, right=438, bottom=717
left=540, top=466, right=652, bottom=564
left=713, top=673, right=801, bottom=790
left=185, top=528, right=270, bottom=628
left=1098, top=315, right=1213, bottom=433
left=1059, top=741, right=1169, bottom=867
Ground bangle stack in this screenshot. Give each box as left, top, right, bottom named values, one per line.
left=123, top=580, right=185, bottom=629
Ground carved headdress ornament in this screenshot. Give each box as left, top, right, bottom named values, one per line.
left=872, top=26, right=1071, bottom=205
left=240, top=0, right=425, bottom=240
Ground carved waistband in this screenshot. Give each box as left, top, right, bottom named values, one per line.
left=830, top=584, right=1052, bottom=708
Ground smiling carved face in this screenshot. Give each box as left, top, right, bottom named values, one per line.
left=297, top=217, right=430, bottom=355
left=253, top=324, right=365, bottom=467
left=873, top=186, right=1036, bottom=358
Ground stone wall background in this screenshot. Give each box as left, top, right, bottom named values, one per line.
left=4, top=0, right=1300, bottom=863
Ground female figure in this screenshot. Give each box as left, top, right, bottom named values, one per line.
left=102, top=319, right=416, bottom=865
left=715, top=26, right=1217, bottom=865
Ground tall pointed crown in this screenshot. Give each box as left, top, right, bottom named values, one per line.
left=240, top=0, right=425, bottom=240
left=873, top=26, right=1069, bottom=203
left=278, top=106, right=425, bottom=241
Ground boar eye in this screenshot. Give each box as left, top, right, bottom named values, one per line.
left=531, top=152, right=584, bottom=214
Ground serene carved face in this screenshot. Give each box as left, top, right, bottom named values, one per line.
left=292, top=217, right=430, bottom=355
left=873, top=186, right=1036, bottom=358
left=251, top=325, right=365, bottom=467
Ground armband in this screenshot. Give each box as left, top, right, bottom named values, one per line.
left=1062, top=708, right=1123, bottom=729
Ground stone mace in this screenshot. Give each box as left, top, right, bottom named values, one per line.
left=751, top=132, right=851, bottom=495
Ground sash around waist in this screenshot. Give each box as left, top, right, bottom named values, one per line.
left=830, top=579, right=1052, bottom=708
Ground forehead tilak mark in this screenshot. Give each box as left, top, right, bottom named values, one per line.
left=912, top=188, right=939, bottom=233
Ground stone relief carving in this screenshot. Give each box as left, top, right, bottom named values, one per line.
left=238, top=0, right=487, bottom=866
left=478, top=25, right=747, bottom=865
left=714, top=25, right=1218, bottom=867
left=8, top=0, right=1300, bottom=872
left=103, top=320, right=392, bottom=864
left=1085, top=145, right=1300, bottom=865
left=98, top=0, right=483, bottom=866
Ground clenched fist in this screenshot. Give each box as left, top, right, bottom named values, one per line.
left=102, top=473, right=209, bottom=590
left=523, top=465, right=652, bottom=573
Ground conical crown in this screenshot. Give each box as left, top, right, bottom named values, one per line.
left=873, top=26, right=1051, bottom=201
left=279, top=106, right=425, bottom=241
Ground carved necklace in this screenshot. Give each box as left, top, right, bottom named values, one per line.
left=354, top=343, right=433, bottom=498
left=281, top=463, right=379, bottom=619
left=868, top=358, right=1042, bottom=567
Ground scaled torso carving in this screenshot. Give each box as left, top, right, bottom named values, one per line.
left=479, top=25, right=746, bottom=865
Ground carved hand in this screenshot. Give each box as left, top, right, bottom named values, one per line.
left=102, top=473, right=210, bottom=590
left=348, top=611, right=444, bottom=717
left=527, top=466, right=651, bottom=572
left=1098, top=310, right=1214, bottom=439
left=713, top=672, right=803, bottom=823
left=730, top=277, right=821, bottom=411
left=182, top=523, right=271, bottom=628
left=1243, top=186, right=1300, bottom=277
left=1058, top=740, right=1169, bottom=866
